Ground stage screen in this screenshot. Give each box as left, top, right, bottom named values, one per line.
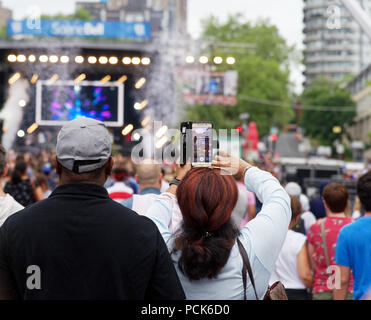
left=36, top=81, right=124, bottom=126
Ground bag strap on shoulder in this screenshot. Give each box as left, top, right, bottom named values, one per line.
left=237, top=238, right=259, bottom=300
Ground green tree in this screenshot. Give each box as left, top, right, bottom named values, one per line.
left=41, top=8, right=91, bottom=21
left=184, top=15, right=294, bottom=135
left=0, top=25, right=6, bottom=39
left=300, top=77, right=356, bottom=146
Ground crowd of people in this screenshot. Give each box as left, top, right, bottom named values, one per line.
left=0, top=117, right=370, bottom=300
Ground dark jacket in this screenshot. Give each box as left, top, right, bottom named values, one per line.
left=0, top=183, right=185, bottom=300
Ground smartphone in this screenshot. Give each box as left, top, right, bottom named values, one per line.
left=180, top=121, right=213, bottom=167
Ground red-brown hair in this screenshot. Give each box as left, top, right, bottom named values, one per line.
left=175, top=167, right=239, bottom=280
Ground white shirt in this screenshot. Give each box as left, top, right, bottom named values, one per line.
left=301, top=211, right=317, bottom=233
left=0, top=194, right=24, bottom=227
left=146, top=167, right=291, bottom=300
left=270, top=230, right=307, bottom=289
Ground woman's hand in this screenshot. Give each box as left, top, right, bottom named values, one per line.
left=211, top=151, right=252, bottom=180
left=166, top=163, right=192, bottom=196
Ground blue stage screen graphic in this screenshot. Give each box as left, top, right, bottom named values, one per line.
left=36, top=81, right=124, bottom=127
left=7, top=20, right=151, bottom=39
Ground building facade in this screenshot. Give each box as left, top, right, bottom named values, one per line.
left=303, top=0, right=371, bottom=86
left=347, top=64, right=371, bottom=148
left=76, top=0, right=188, bottom=38
left=0, top=0, right=12, bottom=29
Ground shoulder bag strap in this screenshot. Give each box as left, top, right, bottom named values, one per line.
left=320, top=219, right=331, bottom=270
left=237, top=238, right=259, bottom=300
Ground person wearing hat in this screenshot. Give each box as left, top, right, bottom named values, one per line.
left=0, top=117, right=185, bottom=300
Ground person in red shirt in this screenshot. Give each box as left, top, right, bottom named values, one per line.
left=307, top=183, right=354, bottom=300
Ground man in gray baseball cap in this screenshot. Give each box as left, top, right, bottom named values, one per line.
left=55, top=117, right=113, bottom=183
left=0, top=117, right=185, bottom=300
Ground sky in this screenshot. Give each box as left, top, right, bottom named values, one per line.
left=2, top=0, right=305, bottom=92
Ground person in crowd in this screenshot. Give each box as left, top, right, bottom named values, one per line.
left=230, top=187, right=249, bottom=229
left=334, top=171, right=371, bottom=300
left=121, top=160, right=162, bottom=211
left=270, top=196, right=313, bottom=300
left=106, top=162, right=134, bottom=202
left=4, top=159, right=44, bottom=207
left=285, top=182, right=316, bottom=234
left=42, top=162, right=57, bottom=191
left=145, top=151, right=291, bottom=299
left=121, top=160, right=181, bottom=234
left=236, top=176, right=256, bottom=227
left=310, top=181, right=328, bottom=219
left=36, top=174, right=52, bottom=198
left=307, top=183, right=354, bottom=300
left=0, top=145, right=24, bottom=227
left=0, top=117, right=185, bottom=300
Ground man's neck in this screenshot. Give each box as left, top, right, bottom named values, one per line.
left=0, top=185, right=5, bottom=197
left=139, top=185, right=160, bottom=193
left=365, top=212, right=371, bottom=217
left=327, top=212, right=346, bottom=217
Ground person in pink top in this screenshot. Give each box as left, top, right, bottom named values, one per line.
left=236, top=177, right=256, bottom=228
left=307, top=183, right=354, bottom=300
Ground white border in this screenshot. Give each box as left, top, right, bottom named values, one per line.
left=35, top=80, right=124, bottom=127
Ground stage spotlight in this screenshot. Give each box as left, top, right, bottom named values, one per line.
left=49, top=74, right=59, bottom=83
left=30, top=74, right=39, bottom=84
left=141, top=115, right=151, bottom=127
left=132, top=132, right=141, bottom=141
left=99, top=56, right=108, bottom=64
left=199, top=56, right=209, bottom=64
left=213, top=56, right=223, bottom=64
left=17, top=55, right=27, bottom=63
left=155, top=136, right=168, bottom=149
left=18, top=99, right=27, bottom=107
left=7, top=54, right=17, bottom=62
left=185, top=56, right=195, bottom=64
left=122, top=124, right=134, bottom=136
left=39, top=55, right=48, bottom=63
left=8, top=72, right=21, bottom=84
left=49, top=55, right=59, bottom=63
left=109, top=56, right=118, bottom=64
left=74, top=73, right=86, bottom=83
left=27, top=123, right=39, bottom=134
left=134, top=100, right=148, bottom=110
left=135, top=77, right=146, bottom=89
left=100, top=75, right=111, bottom=83
left=156, top=125, right=168, bottom=138
left=117, top=75, right=128, bottom=83
left=88, top=56, right=97, bottom=64
left=60, top=55, right=70, bottom=63
left=141, top=57, right=151, bottom=65
left=75, top=56, right=84, bottom=64
left=17, top=130, right=25, bottom=138
left=226, top=57, right=236, bottom=65
left=132, top=57, right=141, bottom=65
left=122, top=57, right=131, bottom=65
left=28, top=55, right=36, bottom=63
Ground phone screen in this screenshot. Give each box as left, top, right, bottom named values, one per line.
left=192, top=122, right=213, bottom=166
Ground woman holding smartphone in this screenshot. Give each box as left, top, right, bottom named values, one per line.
left=145, top=151, right=291, bottom=299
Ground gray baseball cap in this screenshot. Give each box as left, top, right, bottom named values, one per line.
left=56, top=117, right=112, bottom=174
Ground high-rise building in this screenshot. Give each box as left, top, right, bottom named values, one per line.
left=76, top=0, right=188, bottom=38
left=303, top=0, right=371, bottom=86
left=0, top=0, right=12, bottom=29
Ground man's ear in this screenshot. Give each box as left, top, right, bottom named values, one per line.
left=159, top=173, right=163, bottom=185
left=55, top=157, right=62, bottom=176
left=135, top=174, right=139, bottom=184
left=2, top=164, right=9, bottom=177
left=105, top=157, right=114, bottom=176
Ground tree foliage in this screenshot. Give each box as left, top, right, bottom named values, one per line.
left=184, top=15, right=294, bottom=135
left=40, top=9, right=92, bottom=21
left=300, top=77, right=356, bottom=146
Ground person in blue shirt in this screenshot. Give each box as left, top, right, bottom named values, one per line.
left=309, top=181, right=328, bottom=220
left=334, top=171, right=371, bottom=300
left=121, top=161, right=162, bottom=211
